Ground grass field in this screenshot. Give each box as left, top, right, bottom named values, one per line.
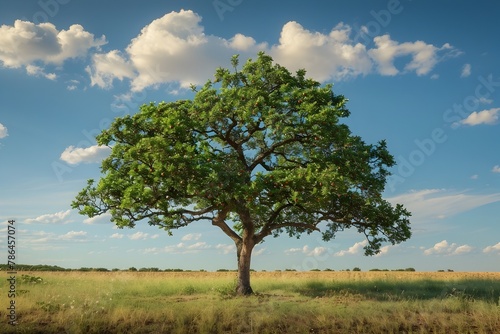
left=1, top=271, right=499, bottom=333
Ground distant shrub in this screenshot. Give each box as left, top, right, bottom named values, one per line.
left=353, top=267, right=361, bottom=271
left=323, top=268, right=334, bottom=272
left=128, top=267, right=138, bottom=272
left=310, top=269, right=321, bottom=271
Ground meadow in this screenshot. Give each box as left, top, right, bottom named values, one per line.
left=1, top=271, right=499, bottom=333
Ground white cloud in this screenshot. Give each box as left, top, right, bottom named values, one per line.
left=453, top=244, right=473, bottom=255
left=86, top=50, right=135, bottom=89
left=478, top=97, right=493, bottom=104
left=25, top=210, right=71, bottom=224
left=87, top=11, right=457, bottom=92
left=186, top=241, right=210, bottom=250
left=110, top=233, right=124, bottom=239
left=424, top=240, right=472, bottom=256
left=470, top=174, right=479, bottom=180
left=368, top=36, right=456, bottom=76
left=216, top=243, right=235, bottom=254
left=335, top=240, right=368, bottom=256
left=270, top=22, right=372, bottom=82
left=181, top=233, right=201, bottom=241
left=254, top=247, right=266, bottom=256
left=0, top=20, right=106, bottom=75
left=26, top=64, right=57, bottom=80
left=461, top=63, right=471, bottom=77
left=459, top=108, right=500, bottom=126
left=60, top=145, right=111, bottom=165
left=59, top=231, right=87, bottom=240
left=492, top=165, right=500, bottom=173
left=375, top=244, right=395, bottom=257
left=483, top=242, right=500, bottom=253
left=89, top=10, right=266, bottom=91
left=0, top=123, right=8, bottom=139
left=387, top=189, right=500, bottom=225
left=129, top=232, right=149, bottom=240
left=83, top=213, right=111, bottom=225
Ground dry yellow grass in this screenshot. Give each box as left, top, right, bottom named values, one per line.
left=1, top=270, right=499, bottom=333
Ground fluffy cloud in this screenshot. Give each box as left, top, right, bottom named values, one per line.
left=181, top=233, right=202, bottom=241
left=83, top=213, right=112, bottom=225
left=26, top=64, right=56, bottom=80
left=483, top=242, right=500, bottom=253
left=492, top=165, right=500, bottom=173
left=270, top=22, right=372, bottom=82
left=129, top=232, right=149, bottom=240
left=0, top=20, right=106, bottom=75
left=459, top=108, right=500, bottom=126
left=461, top=63, right=471, bottom=77
left=423, top=240, right=473, bottom=256
left=284, top=245, right=328, bottom=257
left=216, top=243, right=235, bottom=254
left=86, top=50, right=135, bottom=89
left=0, top=123, right=8, bottom=139
left=368, top=35, right=455, bottom=76
left=87, top=10, right=457, bottom=92
left=110, top=233, right=124, bottom=239
left=25, top=210, right=71, bottom=224
left=60, top=145, right=111, bottom=165
left=88, top=10, right=266, bottom=91
left=334, top=240, right=368, bottom=256
left=387, top=189, right=500, bottom=224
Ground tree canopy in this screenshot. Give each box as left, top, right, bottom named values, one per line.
left=73, top=52, right=411, bottom=294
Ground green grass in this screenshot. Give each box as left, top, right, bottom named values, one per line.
left=1, top=271, right=499, bottom=333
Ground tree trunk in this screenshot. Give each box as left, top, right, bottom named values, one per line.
left=235, top=238, right=254, bottom=295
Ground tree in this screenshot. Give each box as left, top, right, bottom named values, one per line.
left=72, top=52, right=411, bottom=295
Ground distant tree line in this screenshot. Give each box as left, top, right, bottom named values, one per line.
left=1, top=264, right=427, bottom=272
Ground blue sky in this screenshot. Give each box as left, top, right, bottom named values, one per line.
left=1, top=0, right=499, bottom=272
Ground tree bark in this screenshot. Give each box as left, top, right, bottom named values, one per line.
left=235, top=237, right=254, bottom=295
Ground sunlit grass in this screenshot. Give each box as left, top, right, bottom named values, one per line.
left=1, top=271, right=499, bottom=333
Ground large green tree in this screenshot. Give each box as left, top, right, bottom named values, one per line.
left=73, top=52, right=411, bottom=295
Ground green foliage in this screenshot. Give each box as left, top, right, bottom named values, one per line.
left=72, top=51, right=411, bottom=258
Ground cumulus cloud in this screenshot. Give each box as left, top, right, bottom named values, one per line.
left=492, top=165, right=500, bottom=173
left=60, top=145, right=111, bottom=165
left=110, top=233, right=124, bottom=239
left=368, top=36, right=456, bottom=76
left=0, top=20, right=106, bottom=76
left=87, top=10, right=457, bottom=92
left=129, top=232, right=149, bottom=240
left=83, top=213, right=111, bottom=225
left=0, top=123, right=8, bottom=139
left=86, top=50, right=135, bottom=89
left=459, top=108, right=500, bottom=126
left=270, top=22, right=372, bottom=82
left=284, top=245, right=328, bottom=257
left=181, top=233, right=202, bottom=241
left=387, top=189, right=500, bottom=224
left=461, top=63, right=471, bottom=77
left=25, top=210, right=71, bottom=224
left=335, top=240, right=368, bottom=256
left=216, top=243, right=235, bottom=254
left=483, top=242, right=500, bottom=253
left=88, top=10, right=266, bottom=91
left=26, top=64, right=56, bottom=80
left=423, top=240, right=473, bottom=256
left=59, top=231, right=87, bottom=240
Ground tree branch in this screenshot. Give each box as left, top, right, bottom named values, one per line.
left=212, top=205, right=242, bottom=244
